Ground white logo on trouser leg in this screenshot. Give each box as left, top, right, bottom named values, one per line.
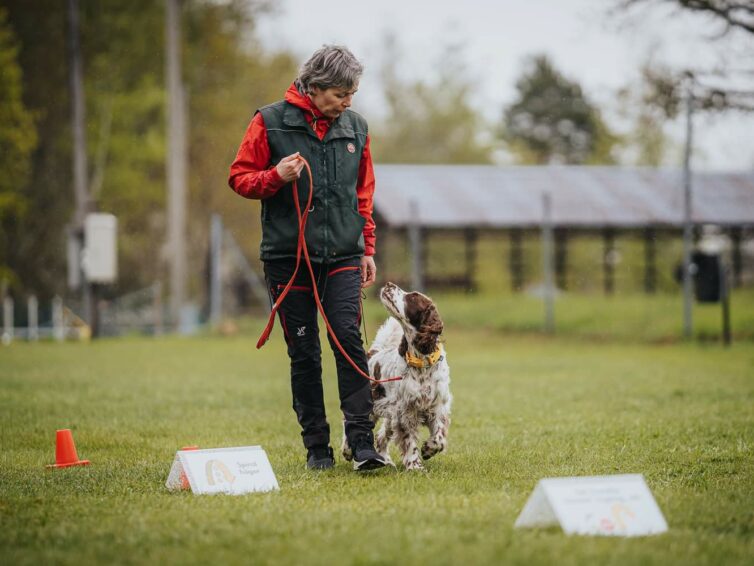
left=297, top=326, right=306, bottom=336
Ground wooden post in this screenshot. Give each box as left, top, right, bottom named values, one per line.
left=166, top=0, right=188, bottom=329
left=464, top=228, right=477, bottom=292
left=209, top=214, right=222, bottom=326
left=53, top=296, right=65, bottom=341
left=681, top=73, right=695, bottom=339
left=408, top=200, right=424, bottom=292
left=2, top=296, right=13, bottom=345
left=644, top=227, right=657, bottom=294
left=374, top=226, right=387, bottom=287
left=509, top=228, right=524, bottom=292
left=555, top=228, right=568, bottom=291
left=153, top=281, right=163, bottom=336
left=720, top=259, right=731, bottom=347
left=730, top=227, right=743, bottom=288
left=67, top=0, right=94, bottom=329
left=542, top=194, right=555, bottom=333
left=28, top=295, right=39, bottom=342
left=603, top=228, right=615, bottom=296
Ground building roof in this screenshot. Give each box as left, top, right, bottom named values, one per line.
left=372, top=165, right=754, bottom=229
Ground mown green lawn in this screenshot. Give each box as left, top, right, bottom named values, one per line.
left=1, top=313, right=753, bottom=565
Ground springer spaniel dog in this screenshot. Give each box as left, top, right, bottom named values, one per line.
left=345, top=282, right=452, bottom=471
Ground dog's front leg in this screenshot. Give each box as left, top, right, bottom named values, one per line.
left=340, top=420, right=352, bottom=461
left=375, top=417, right=395, bottom=466
left=395, top=419, right=424, bottom=471
left=422, top=411, right=450, bottom=460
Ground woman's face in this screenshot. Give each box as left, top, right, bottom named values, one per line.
left=309, top=84, right=358, bottom=119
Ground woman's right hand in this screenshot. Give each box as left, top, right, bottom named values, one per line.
left=275, top=152, right=305, bottom=183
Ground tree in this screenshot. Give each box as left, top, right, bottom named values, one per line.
left=620, top=1, right=753, bottom=35
left=0, top=7, right=37, bottom=292
left=372, top=38, right=492, bottom=164
left=3, top=0, right=297, bottom=300
left=616, top=62, right=676, bottom=166
left=615, top=1, right=754, bottom=117
left=184, top=0, right=298, bottom=293
left=503, top=55, right=619, bottom=165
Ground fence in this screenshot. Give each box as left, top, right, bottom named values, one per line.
left=2, top=295, right=90, bottom=344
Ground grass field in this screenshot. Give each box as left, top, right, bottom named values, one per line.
left=1, top=296, right=753, bottom=565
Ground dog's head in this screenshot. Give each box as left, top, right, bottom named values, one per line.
left=379, top=282, right=443, bottom=356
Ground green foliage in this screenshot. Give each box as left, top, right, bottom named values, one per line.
left=0, top=7, right=37, bottom=291
left=184, top=0, right=297, bottom=291
left=3, top=0, right=297, bottom=299
left=504, top=55, right=619, bottom=165
left=1, top=329, right=753, bottom=564
left=372, top=39, right=492, bottom=164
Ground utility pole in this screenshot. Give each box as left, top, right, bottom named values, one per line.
left=165, top=0, right=188, bottom=329
left=681, top=73, right=695, bottom=339
left=67, top=0, right=93, bottom=327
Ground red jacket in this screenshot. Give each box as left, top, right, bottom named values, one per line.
left=228, top=83, right=376, bottom=256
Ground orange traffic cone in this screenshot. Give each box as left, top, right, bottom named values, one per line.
left=46, top=429, right=90, bottom=468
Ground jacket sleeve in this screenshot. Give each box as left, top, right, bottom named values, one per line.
left=357, top=135, right=377, bottom=256
left=228, top=112, right=286, bottom=199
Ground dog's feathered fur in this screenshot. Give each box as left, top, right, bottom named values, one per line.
left=347, top=282, right=452, bottom=471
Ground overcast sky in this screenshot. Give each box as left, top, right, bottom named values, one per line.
left=257, top=0, right=754, bottom=170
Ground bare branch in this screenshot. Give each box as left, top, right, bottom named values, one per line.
left=621, top=0, right=754, bottom=35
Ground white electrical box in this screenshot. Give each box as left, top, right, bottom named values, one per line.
left=82, top=213, right=118, bottom=283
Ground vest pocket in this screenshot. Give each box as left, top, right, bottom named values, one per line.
left=327, top=206, right=366, bottom=257
left=261, top=205, right=299, bottom=256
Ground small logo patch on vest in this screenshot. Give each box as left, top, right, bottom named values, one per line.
left=347, top=143, right=356, bottom=153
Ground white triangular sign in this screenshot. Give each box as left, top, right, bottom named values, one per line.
left=165, top=451, right=191, bottom=491
left=514, top=483, right=558, bottom=528
left=514, top=474, right=668, bottom=536
left=165, top=446, right=279, bottom=495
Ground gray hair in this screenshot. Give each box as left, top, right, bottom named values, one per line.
left=297, top=45, right=363, bottom=93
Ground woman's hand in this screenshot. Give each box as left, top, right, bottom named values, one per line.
left=275, top=152, right=305, bottom=183
left=360, top=255, right=377, bottom=288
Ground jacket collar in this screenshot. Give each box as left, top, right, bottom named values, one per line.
left=281, top=82, right=355, bottom=141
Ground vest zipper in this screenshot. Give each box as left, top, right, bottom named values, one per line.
left=322, top=140, right=329, bottom=259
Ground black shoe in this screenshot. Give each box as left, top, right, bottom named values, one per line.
left=350, top=435, right=386, bottom=471
left=306, top=445, right=335, bottom=470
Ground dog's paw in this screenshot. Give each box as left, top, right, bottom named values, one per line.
left=404, top=458, right=425, bottom=472
left=421, top=440, right=442, bottom=460
left=341, top=440, right=353, bottom=462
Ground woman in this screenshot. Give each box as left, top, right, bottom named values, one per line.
left=228, top=45, right=385, bottom=471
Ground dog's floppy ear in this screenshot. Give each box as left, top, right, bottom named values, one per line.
left=415, top=305, right=443, bottom=355
left=399, top=336, right=409, bottom=357
left=421, top=305, right=443, bottom=336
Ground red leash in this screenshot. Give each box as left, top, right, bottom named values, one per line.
left=256, top=156, right=402, bottom=384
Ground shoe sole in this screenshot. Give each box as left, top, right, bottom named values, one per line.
left=353, top=457, right=386, bottom=471
left=307, top=459, right=335, bottom=470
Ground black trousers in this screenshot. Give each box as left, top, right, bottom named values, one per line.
left=264, top=257, right=374, bottom=450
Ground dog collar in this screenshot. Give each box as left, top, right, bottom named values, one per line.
left=404, top=348, right=443, bottom=368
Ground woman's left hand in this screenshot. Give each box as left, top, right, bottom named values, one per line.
left=360, top=256, right=377, bottom=288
